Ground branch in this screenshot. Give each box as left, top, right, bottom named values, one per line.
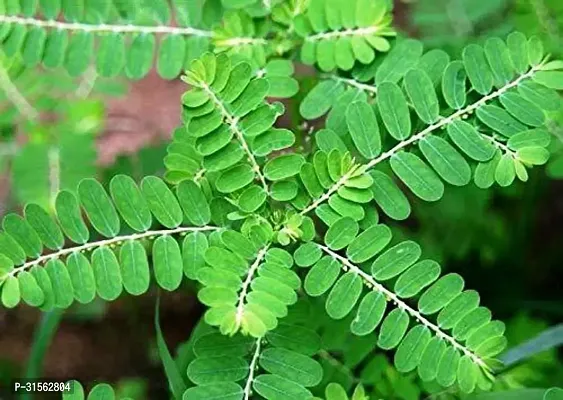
left=2, top=226, right=218, bottom=280
left=0, top=15, right=214, bottom=37
left=301, top=64, right=544, bottom=215
left=317, top=244, right=489, bottom=370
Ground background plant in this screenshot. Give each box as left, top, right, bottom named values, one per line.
left=0, top=1, right=561, bottom=400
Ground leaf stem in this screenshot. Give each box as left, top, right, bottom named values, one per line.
left=306, top=26, right=381, bottom=41
left=0, top=15, right=214, bottom=37
left=200, top=82, right=269, bottom=193
left=3, top=225, right=218, bottom=280
left=243, top=338, right=262, bottom=400
left=236, top=246, right=269, bottom=326
left=317, top=244, right=490, bottom=371
left=0, top=61, right=39, bottom=121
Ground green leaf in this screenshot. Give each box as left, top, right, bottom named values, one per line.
left=0, top=233, right=26, bottom=265
left=64, top=31, right=93, bottom=76
left=300, top=80, right=344, bottom=120
left=484, top=37, right=514, bottom=87
left=239, top=185, right=268, bottom=212
left=476, top=105, right=526, bottom=138
left=3, top=214, right=43, bottom=258
left=326, top=272, right=362, bottom=319
left=462, top=44, right=493, bottom=95
left=390, top=152, right=444, bottom=202
left=125, top=33, right=155, bottom=80
left=419, top=135, right=471, bottom=186
left=495, top=154, right=516, bottom=187
left=266, top=324, right=321, bottom=356
left=350, top=291, right=386, bottom=336
left=418, top=337, right=446, bottom=382
left=437, top=347, right=460, bottom=387
left=259, top=348, right=322, bottom=387
left=45, top=259, right=74, bottom=308
left=22, top=27, right=47, bottom=67
left=304, top=256, right=341, bottom=297
left=43, top=30, right=68, bottom=69
left=437, top=290, right=480, bottom=330
left=91, top=246, right=123, bottom=301
left=96, top=33, right=125, bottom=77
left=119, top=240, right=150, bottom=296
left=528, top=36, right=544, bottom=66
left=500, top=92, right=545, bottom=127
left=394, top=260, right=441, bottom=298
left=253, top=374, right=313, bottom=400
left=183, top=383, right=243, bottom=400
left=369, top=170, right=410, bottom=220
left=1, top=275, right=20, bottom=308
left=375, top=39, right=423, bottom=84
left=447, top=120, right=496, bottom=162
left=78, top=179, right=120, bottom=238
left=378, top=308, right=409, bottom=349
left=216, top=164, right=255, bottom=193
left=187, top=356, right=249, bottom=385
left=18, top=271, right=44, bottom=307
left=418, top=273, right=464, bottom=315
left=346, top=224, right=391, bottom=263
left=24, top=204, right=64, bottom=250
left=394, top=325, right=431, bottom=372
left=371, top=240, right=421, bottom=280
left=153, top=236, right=183, bottom=291
left=109, top=175, right=152, bottom=233
left=67, top=252, right=96, bottom=304
left=377, top=82, right=411, bottom=140
left=442, top=61, right=467, bottom=109
left=55, top=191, right=89, bottom=244
left=325, top=217, right=359, bottom=250
left=404, top=69, right=440, bottom=124
left=507, top=32, right=529, bottom=74
left=141, top=176, right=183, bottom=228
left=157, top=34, right=186, bottom=79
left=87, top=383, right=115, bottom=400
left=264, top=154, right=306, bottom=181
left=177, top=180, right=211, bottom=226
left=294, top=243, right=322, bottom=268
left=346, top=101, right=381, bottom=159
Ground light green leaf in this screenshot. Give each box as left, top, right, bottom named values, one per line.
left=3, top=214, right=42, bottom=258
left=45, top=259, right=74, bottom=308
left=78, top=179, right=120, bottom=238
left=187, top=356, right=248, bottom=385
left=390, top=152, right=444, bottom=202
left=91, top=246, right=123, bottom=301
left=369, top=170, right=410, bottom=220
left=1, top=275, right=20, bottom=308
left=404, top=68, right=440, bottom=124
left=447, top=120, right=496, bottom=162
left=304, top=256, right=341, bottom=297
left=418, top=273, right=464, bottom=315
left=326, top=272, right=362, bottom=319
left=442, top=61, right=467, bottom=110
left=109, top=175, right=152, bottom=233
left=394, top=260, right=440, bottom=298
left=157, top=34, right=186, bottom=79
left=346, top=101, right=381, bottom=159
left=264, top=154, right=306, bottom=181
left=67, top=252, right=96, bottom=304
left=183, top=383, right=243, bottom=400
left=153, top=236, right=183, bottom=291
left=371, top=240, right=421, bottom=280
left=350, top=291, right=386, bottom=336
left=476, top=105, right=526, bottom=137
left=378, top=308, right=409, bottom=349
left=141, top=176, right=183, bottom=228
left=119, top=240, right=150, bottom=296
left=495, top=154, right=516, bottom=187
left=394, top=325, right=431, bottom=372
left=18, top=271, right=44, bottom=307
left=55, top=191, right=89, bottom=244
left=500, top=92, right=545, bottom=127
left=346, top=224, right=391, bottom=263
left=253, top=374, right=313, bottom=400
left=300, top=80, right=344, bottom=120
left=463, top=44, right=493, bottom=95
left=259, top=348, right=322, bottom=387
left=24, top=204, right=64, bottom=250
left=177, top=180, right=211, bottom=226
left=419, top=135, right=471, bottom=186
left=325, top=217, right=359, bottom=250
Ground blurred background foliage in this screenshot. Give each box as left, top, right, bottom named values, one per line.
left=0, top=0, right=561, bottom=399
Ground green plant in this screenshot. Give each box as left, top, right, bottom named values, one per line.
left=0, top=1, right=562, bottom=399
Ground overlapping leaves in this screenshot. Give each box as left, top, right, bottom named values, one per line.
left=0, top=0, right=215, bottom=79
left=0, top=175, right=215, bottom=309
left=294, top=218, right=507, bottom=393
left=295, top=0, right=396, bottom=72
left=297, top=32, right=563, bottom=221
left=165, top=52, right=298, bottom=205
left=185, top=327, right=322, bottom=400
